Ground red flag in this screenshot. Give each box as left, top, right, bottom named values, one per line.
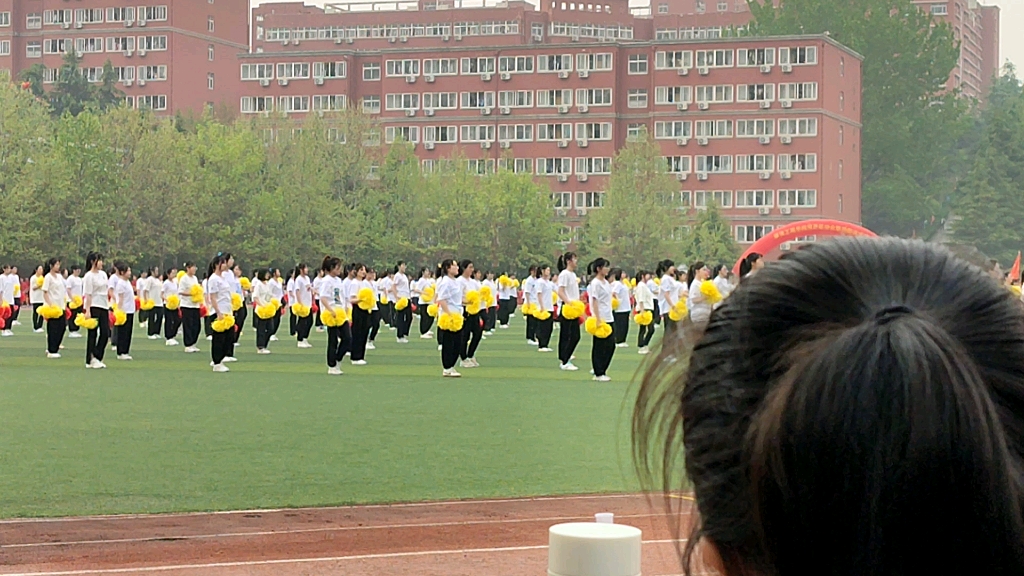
left=1011, top=251, right=1021, bottom=283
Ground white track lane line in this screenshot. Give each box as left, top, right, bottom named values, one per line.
left=0, top=539, right=687, bottom=576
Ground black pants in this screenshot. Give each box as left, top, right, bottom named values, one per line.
left=116, top=314, right=134, bottom=355
left=663, top=316, right=677, bottom=335
left=536, top=315, right=554, bottom=348
left=461, top=312, right=482, bottom=360
left=11, top=297, right=20, bottom=321
left=381, top=302, right=393, bottom=327
left=558, top=317, right=581, bottom=365
left=32, top=303, right=43, bottom=330
left=526, top=314, right=536, bottom=342
left=233, top=307, right=247, bottom=344
left=326, top=325, right=351, bottom=368
left=148, top=307, right=164, bottom=337
left=637, top=319, right=655, bottom=348
left=395, top=305, right=412, bottom=339
left=351, top=308, right=371, bottom=361
left=165, top=308, right=181, bottom=340
left=498, top=299, right=511, bottom=325
left=182, top=307, right=201, bottom=347
left=46, top=315, right=66, bottom=354
left=255, top=317, right=272, bottom=350
left=652, top=301, right=661, bottom=325
left=138, top=308, right=148, bottom=325
left=369, top=309, right=381, bottom=342
left=289, top=309, right=298, bottom=336
left=484, top=307, right=496, bottom=331
left=420, top=305, right=434, bottom=334
left=86, top=307, right=110, bottom=364
left=591, top=334, right=616, bottom=377
left=271, top=312, right=281, bottom=336
left=211, top=326, right=233, bottom=365
left=440, top=328, right=463, bottom=370
left=613, top=311, right=630, bottom=344
left=204, top=314, right=214, bottom=337
left=295, top=313, right=312, bottom=342
left=68, top=307, right=82, bottom=332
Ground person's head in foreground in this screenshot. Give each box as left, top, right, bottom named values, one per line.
left=634, top=237, right=1024, bottom=576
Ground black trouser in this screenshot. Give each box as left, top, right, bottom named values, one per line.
left=255, top=316, right=272, bottom=350
left=613, top=311, right=630, bottom=344
left=11, top=297, right=20, bottom=321
left=369, top=309, right=381, bottom=342
left=116, top=314, right=134, bottom=355
left=652, top=301, right=661, bottom=325
left=395, top=305, right=412, bottom=339
left=138, top=308, right=148, bottom=325
left=165, top=308, right=181, bottom=340
left=461, top=312, right=482, bottom=360
left=68, top=307, right=82, bottom=332
left=182, top=307, right=201, bottom=347
left=440, top=327, right=463, bottom=370
left=526, top=313, right=536, bottom=341
left=204, top=314, right=213, bottom=337
left=211, top=325, right=233, bottom=365
left=663, top=316, right=677, bottom=335
left=420, top=304, right=434, bottom=334
left=148, top=307, right=164, bottom=337
left=498, top=299, right=511, bottom=325
left=295, top=313, right=312, bottom=342
left=381, top=302, right=393, bottom=327
left=46, top=315, right=66, bottom=354
left=86, top=307, right=110, bottom=364
left=326, top=325, right=348, bottom=368
left=271, top=312, right=281, bottom=336
left=484, top=307, right=496, bottom=331
left=314, top=309, right=323, bottom=328
left=536, top=315, right=554, bottom=348
left=351, top=308, right=371, bottom=361
left=638, top=318, right=655, bottom=348
left=558, top=317, right=581, bottom=365
left=289, top=309, right=298, bottom=336
left=32, top=303, right=43, bottom=330
left=592, top=334, right=616, bottom=377
left=233, top=307, right=248, bottom=344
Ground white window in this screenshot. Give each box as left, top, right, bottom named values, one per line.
left=778, top=154, right=817, bottom=172
left=279, top=96, right=310, bottom=113
left=576, top=53, right=613, bottom=72
left=75, top=37, right=105, bottom=54
left=736, top=190, right=774, bottom=208
left=696, top=155, right=732, bottom=173
left=266, top=28, right=291, bottom=41
left=423, top=58, right=458, bottom=76
left=499, top=90, right=533, bottom=108
left=718, top=1, right=728, bottom=11
left=737, top=119, right=775, bottom=137
left=778, top=189, right=817, bottom=207
left=461, top=57, right=496, bottom=74
left=736, top=154, right=774, bottom=173
left=44, top=10, right=72, bottom=25
left=498, top=55, right=534, bottom=73
left=695, top=49, right=733, bottom=68
left=138, top=35, right=168, bottom=51
left=460, top=125, right=495, bottom=142
left=44, top=39, right=72, bottom=54
left=664, top=156, right=691, bottom=173
left=737, top=48, right=775, bottom=67
left=466, top=159, right=496, bottom=175
left=0, top=12, right=9, bottom=27
left=424, top=125, right=458, bottom=143
left=537, top=89, right=573, bottom=107
left=779, top=46, right=817, bottom=65
left=43, top=68, right=60, bottom=84
left=575, top=191, right=606, bottom=208
left=696, top=85, right=733, bottom=103
left=276, top=62, right=310, bottom=79
left=241, top=64, right=274, bottom=80
left=695, top=190, right=732, bottom=208
left=26, top=14, right=42, bottom=29
left=655, top=121, right=692, bottom=139
left=736, top=225, right=774, bottom=242
left=385, top=125, right=420, bottom=143
left=576, top=122, right=612, bottom=140
left=628, top=89, right=648, bottom=108
left=74, top=9, right=104, bottom=24
left=931, top=4, right=948, bottom=15
left=537, top=123, right=573, bottom=141
left=658, top=3, right=669, bottom=13
left=106, top=7, right=135, bottom=23
left=538, top=54, right=573, bottom=72
left=138, top=65, right=168, bottom=81
left=576, top=88, right=612, bottom=106
left=241, top=96, right=275, bottom=113
left=314, top=62, right=346, bottom=79
left=385, top=93, right=420, bottom=110
left=576, top=157, right=612, bottom=175
left=26, top=41, right=42, bottom=58
left=552, top=192, right=572, bottom=208
left=106, top=37, right=136, bottom=52
left=779, top=82, right=818, bottom=101
left=0, top=41, right=9, bottom=56
left=536, top=157, right=572, bottom=175
left=498, top=124, right=534, bottom=142
left=655, top=86, right=692, bottom=104
left=115, top=66, right=135, bottom=82
left=655, top=50, right=692, bottom=69
left=313, top=95, right=347, bottom=112
left=656, top=28, right=678, bottom=40
left=498, top=158, right=534, bottom=174
left=737, top=84, right=775, bottom=102
left=461, top=91, right=495, bottom=109
left=141, top=6, right=168, bottom=21
left=627, top=123, right=646, bottom=141
left=423, top=92, right=458, bottom=109
left=695, top=120, right=733, bottom=138
left=138, top=95, right=168, bottom=111
left=386, top=59, right=420, bottom=77
left=628, top=54, right=648, bottom=74
left=363, top=63, right=381, bottom=81
left=778, top=118, right=818, bottom=136
left=362, top=95, right=381, bottom=114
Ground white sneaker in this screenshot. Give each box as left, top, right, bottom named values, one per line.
left=499, top=325, right=508, bottom=329
left=389, top=326, right=396, bottom=331
left=297, top=341, right=313, bottom=349
left=481, top=335, right=487, bottom=340
left=269, top=335, right=279, bottom=342
left=148, top=334, right=160, bottom=340
left=68, top=332, right=82, bottom=339
left=509, top=314, right=516, bottom=319
left=117, top=354, right=133, bottom=361
left=560, top=363, right=579, bottom=371
left=1, top=330, right=12, bottom=337
left=328, top=366, right=343, bottom=375
left=351, top=359, right=367, bottom=366
left=438, top=344, right=443, bottom=351
left=90, top=359, right=106, bottom=369
left=616, top=343, right=628, bottom=348
left=345, top=352, right=351, bottom=357
left=257, top=348, right=272, bottom=355
left=166, top=339, right=178, bottom=346
left=185, top=346, right=199, bottom=353
left=59, top=344, right=65, bottom=350
left=470, top=358, right=480, bottom=367
left=206, top=335, right=213, bottom=341
left=527, top=340, right=538, bottom=346
left=46, top=353, right=61, bottom=359
left=593, top=375, right=612, bottom=382
left=366, top=342, right=376, bottom=350
left=212, top=364, right=229, bottom=373
left=447, top=369, right=462, bottom=378
left=140, top=322, right=148, bottom=329
left=638, top=347, right=650, bottom=355
left=223, top=357, right=238, bottom=363
left=316, top=327, right=325, bottom=332
left=11, top=320, right=21, bottom=326
left=420, top=333, right=433, bottom=339
left=397, top=337, right=408, bottom=344
left=538, top=347, right=553, bottom=352
left=33, top=328, right=43, bottom=333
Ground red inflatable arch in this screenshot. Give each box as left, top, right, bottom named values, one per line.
left=733, top=219, right=877, bottom=275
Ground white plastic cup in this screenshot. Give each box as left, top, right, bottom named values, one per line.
left=595, top=512, right=615, bottom=524
left=548, top=522, right=642, bottom=576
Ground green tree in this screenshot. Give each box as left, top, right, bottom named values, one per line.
left=478, top=165, right=559, bottom=272
left=50, top=51, right=98, bottom=117
left=18, top=64, right=46, bottom=99
left=95, top=60, right=125, bottom=113
left=679, top=202, right=739, bottom=264
left=0, top=78, right=52, bottom=257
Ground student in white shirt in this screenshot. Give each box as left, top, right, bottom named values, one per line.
left=534, top=265, right=556, bottom=352
left=633, top=271, right=656, bottom=354
left=251, top=268, right=275, bottom=354
left=522, top=266, right=538, bottom=345
left=319, top=256, right=347, bottom=375
left=482, top=271, right=498, bottom=334
left=379, top=271, right=395, bottom=330
left=610, top=268, right=633, bottom=348
left=435, top=259, right=464, bottom=377
left=312, top=268, right=326, bottom=333
left=712, top=264, right=734, bottom=308
left=556, top=252, right=582, bottom=371
left=142, top=267, right=163, bottom=340
left=136, top=270, right=151, bottom=330
left=65, top=264, right=84, bottom=338
left=41, top=257, right=67, bottom=358
left=177, top=262, right=202, bottom=353
left=365, top=268, right=382, bottom=350
left=656, top=259, right=680, bottom=334
left=687, top=261, right=713, bottom=326
left=82, top=252, right=111, bottom=368
left=206, top=254, right=234, bottom=372
left=0, top=265, right=14, bottom=336
left=496, top=271, right=511, bottom=329
left=269, top=269, right=284, bottom=341
left=162, top=268, right=180, bottom=346
left=458, top=259, right=483, bottom=369
left=29, top=265, right=45, bottom=333
left=292, top=263, right=314, bottom=348
left=415, top=268, right=435, bottom=338
left=9, top=266, right=23, bottom=326
left=230, top=263, right=247, bottom=346
left=348, top=263, right=372, bottom=365
left=647, top=274, right=661, bottom=326
left=112, top=261, right=136, bottom=360
left=587, top=258, right=615, bottom=382
left=391, top=261, right=413, bottom=343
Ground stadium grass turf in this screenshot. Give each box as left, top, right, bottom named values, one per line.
left=0, top=317, right=654, bottom=518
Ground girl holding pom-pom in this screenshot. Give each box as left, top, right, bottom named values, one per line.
left=458, top=259, right=483, bottom=369
left=162, top=268, right=180, bottom=346
left=435, top=259, right=464, bottom=378
left=269, top=269, right=284, bottom=341
left=610, top=268, right=632, bottom=349
left=320, top=256, right=347, bottom=375
left=686, top=262, right=713, bottom=326
left=82, top=252, right=111, bottom=369
left=112, top=261, right=136, bottom=361
left=178, top=262, right=202, bottom=353
left=416, top=268, right=435, bottom=338
left=29, top=265, right=45, bottom=333
left=66, top=265, right=83, bottom=339
left=252, top=268, right=276, bottom=355
left=293, top=263, right=314, bottom=349
left=633, top=271, right=655, bottom=354
left=522, top=265, right=537, bottom=346
left=391, top=261, right=412, bottom=343
left=206, top=255, right=234, bottom=373
left=555, top=252, right=582, bottom=372
left=145, top=267, right=163, bottom=341
left=348, top=264, right=372, bottom=366
left=587, top=258, right=615, bottom=382
left=41, top=257, right=67, bottom=358
left=366, top=268, right=381, bottom=350
left=534, top=265, right=555, bottom=352
left=656, top=260, right=679, bottom=334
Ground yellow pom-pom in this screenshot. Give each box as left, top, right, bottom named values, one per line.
left=700, top=280, right=722, bottom=305
left=552, top=292, right=558, bottom=304
left=395, top=297, right=409, bottom=311
left=165, top=295, right=180, bottom=310
left=39, top=304, right=63, bottom=319
left=69, top=295, right=83, bottom=310
left=533, top=309, right=551, bottom=321
left=190, top=283, right=204, bottom=303
left=256, top=302, right=277, bottom=320
left=612, top=297, right=620, bottom=310
left=74, top=314, right=99, bottom=330
left=498, top=275, right=511, bottom=288
left=113, top=309, right=127, bottom=326
left=421, top=285, right=435, bottom=303
left=212, top=315, right=236, bottom=333
left=231, top=293, right=243, bottom=311
left=320, top=307, right=348, bottom=327
left=176, top=271, right=186, bottom=281
left=668, top=300, right=688, bottom=322
left=290, top=303, right=311, bottom=317
left=1012, top=285, right=1023, bottom=298
left=140, top=298, right=155, bottom=311
left=560, top=300, right=586, bottom=320
left=33, top=277, right=44, bottom=290
left=379, top=292, right=390, bottom=305
left=438, top=311, right=465, bottom=332
left=465, top=290, right=482, bottom=315
left=240, top=278, right=252, bottom=291
left=633, top=310, right=653, bottom=326
left=585, top=317, right=612, bottom=338
left=357, top=288, right=376, bottom=311
left=512, top=279, right=520, bottom=288
left=629, top=278, right=637, bottom=288
left=479, top=285, right=493, bottom=304
left=654, top=278, right=661, bottom=286
left=427, top=303, right=439, bottom=317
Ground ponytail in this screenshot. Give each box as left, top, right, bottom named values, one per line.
left=321, top=256, right=340, bottom=274
left=588, top=257, right=610, bottom=276
left=739, top=253, right=762, bottom=280
left=85, top=251, right=103, bottom=271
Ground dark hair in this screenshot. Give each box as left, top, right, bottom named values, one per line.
left=738, top=252, right=762, bottom=279
left=394, top=261, right=405, bottom=274
left=70, top=264, right=81, bottom=273
left=321, top=256, right=341, bottom=274
left=45, top=257, right=60, bottom=272
left=439, top=259, right=457, bottom=277
left=557, top=252, right=577, bottom=272
left=633, top=237, right=1024, bottom=576
left=86, top=252, right=103, bottom=271
left=113, top=260, right=130, bottom=275
left=634, top=271, right=647, bottom=285
left=587, top=258, right=610, bottom=276
left=351, top=263, right=366, bottom=275
left=656, top=259, right=675, bottom=277
left=148, top=266, right=160, bottom=276
left=610, top=268, right=623, bottom=282
left=294, top=263, right=308, bottom=278
left=256, top=268, right=272, bottom=282
left=183, top=261, right=195, bottom=271
left=459, top=259, right=473, bottom=275
left=685, top=261, right=705, bottom=286
left=208, top=255, right=226, bottom=277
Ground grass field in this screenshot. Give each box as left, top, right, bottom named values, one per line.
left=0, top=317, right=652, bottom=518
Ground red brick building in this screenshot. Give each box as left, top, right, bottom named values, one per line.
left=0, top=0, right=248, bottom=113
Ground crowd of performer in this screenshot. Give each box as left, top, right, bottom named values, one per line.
left=0, top=251, right=762, bottom=379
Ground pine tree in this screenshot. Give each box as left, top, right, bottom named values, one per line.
left=679, top=202, right=739, bottom=265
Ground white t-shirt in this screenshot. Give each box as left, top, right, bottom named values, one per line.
left=178, top=274, right=200, bottom=309
left=83, top=270, right=109, bottom=310
left=341, top=278, right=353, bottom=309
left=588, top=278, right=613, bottom=323
left=713, top=276, right=733, bottom=306
left=522, top=276, right=536, bottom=305
left=286, top=277, right=296, bottom=301
left=312, top=276, right=325, bottom=299
left=42, top=273, right=67, bottom=307
left=207, top=272, right=232, bottom=316
left=270, top=278, right=284, bottom=299
left=294, top=275, right=312, bottom=307
left=115, top=277, right=136, bottom=313
left=29, top=275, right=45, bottom=304
left=633, top=281, right=654, bottom=312
left=0, top=274, right=13, bottom=303
left=379, top=277, right=393, bottom=300
left=658, top=275, right=676, bottom=313
left=67, top=275, right=84, bottom=299
left=611, top=281, right=632, bottom=313
left=689, top=280, right=712, bottom=323
left=435, top=276, right=464, bottom=314
left=319, top=275, right=344, bottom=309
left=414, top=278, right=429, bottom=303
left=146, top=276, right=163, bottom=303
left=458, top=277, right=481, bottom=310
left=538, top=278, right=555, bottom=313
left=393, top=272, right=410, bottom=299
left=162, top=279, right=177, bottom=304
left=556, top=269, right=580, bottom=303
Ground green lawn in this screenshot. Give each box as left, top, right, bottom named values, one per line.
left=0, top=318, right=650, bottom=518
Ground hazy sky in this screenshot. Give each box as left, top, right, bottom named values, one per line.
left=252, top=0, right=1023, bottom=71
